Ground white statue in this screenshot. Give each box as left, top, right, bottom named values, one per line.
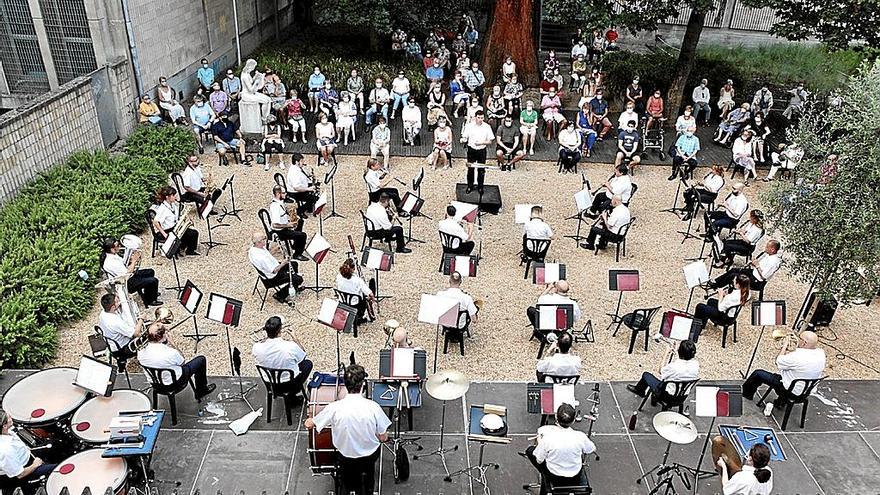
left=240, top=58, right=272, bottom=123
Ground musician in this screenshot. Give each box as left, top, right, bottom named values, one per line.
left=716, top=442, right=773, bottom=495
left=152, top=186, right=199, bottom=256
left=742, top=330, right=825, bottom=403
left=304, top=364, right=391, bottom=495
left=0, top=409, right=57, bottom=484
left=181, top=155, right=221, bottom=210
left=100, top=237, right=161, bottom=306
left=714, top=210, right=765, bottom=267
left=580, top=195, right=630, bottom=251
left=682, top=164, right=725, bottom=220
left=270, top=185, right=308, bottom=261
left=669, top=125, right=700, bottom=181
left=523, top=205, right=554, bottom=241
left=285, top=153, right=318, bottom=217
left=249, top=232, right=303, bottom=304
left=364, top=157, right=402, bottom=207
left=710, top=183, right=749, bottom=231
left=438, top=205, right=475, bottom=255
left=709, top=240, right=782, bottom=289
left=626, top=340, right=699, bottom=399
left=460, top=109, right=495, bottom=194
left=98, top=293, right=145, bottom=358
left=437, top=271, right=479, bottom=321
left=587, top=164, right=632, bottom=215
left=692, top=274, right=750, bottom=343
left=536, top=332, right=581, bottom=381
left=252, top=315, right=312, bottom=401
left=495, top=115, right=525, bottom=171
left=527, top=281, right=583, bottom=328
left=366, top=193, right=411, bottom=253
left=336, top=258, right=375, bottom=323
left=137, top=322, right=216, bottom=401
left=525, top=403, right=595, bottom=489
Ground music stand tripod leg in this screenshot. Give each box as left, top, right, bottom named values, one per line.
left=165, top=256, right=185, bottom=294
left=326, top=174, right=344, bottom=219
left=605, top=291, right=625, bottom=331
left=179, top=314, right=217, bottom=354
left=404, top=212, right=426, bottom=245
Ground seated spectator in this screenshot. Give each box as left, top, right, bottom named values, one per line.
left=435, top=43, right=451, bottom=77
left=426, top=84, right=448, bottom=127
left=543, top=49, right=559, bottom=73
left=401, top=99, right=422, bottom=146
left=588, top=29, right=605, bottom=63
left=626, top=340, right=699, bottom=398
left=222, top=69, right=242, bottom=104
left=422, top=50, right=435, bottom=72
left=464, top=26, right=479, bottom=53
left=646, top=90, right=664, bottom=129
left=346, top=69, right=365, bottom=114
left=501, top=55, right=517, bottom=84
left=751, top=85, right=773, bottom=117
left=366, top=78, right=390, bottom=126
left=503, top=74, right=523, bottom=115
left=765, top=143, right=802, bottom=181
left=156, top=76, right=186, bottom=124
left=138, top=94, right=162, bottom=125
left=428, top=116, right=454, bottom=168
left=284, top=89, right=307, bottom=143
left=575, top=103, right=597, bottom=158
left=370, top=116, right=391, bottom=167
left=211, top=113, right=247, bottom=165
left=625, top=77, right=644, bottom=115
left=464, top=61, right=486, bottom=100
left=571, top=39, right=588, bottom=62
left=616, top=101, right=639, bottom=132
left=557, top=123, right=582, bottom=173
left=335, top=92, right=358, bottom=146
left=264, top=70, right=287, bottom=111
left=675, top=106, right=697, bottom=136
left=451, top=34, right=466, bottom=58
left=261, top=115, right=284, bottom=170
left=669, top=125, right=700, bottom=180
left=450, top=71, right=470, bottom=118
left=570, top=54, right=588, bottom=91
left=589, top=90, right=612, bottom=141
left=315, top=113, right=337, bottom=165
left=196, top=58, right=214, bottom=94
left=744, top=112, right=771, bottom=164
left=576, top=67, right=600, bottom=109
left=317, top=81, right=339, bottom=121
left=390, top=71, right=411, bottom=120
left=550, top=68, right=565, bottom=96
left=189, top=96, right=216, bottom=153
left=520, top=100, right=539, bottom=156
left=713, top=102, right=750, bottom=145
left=307, top=66, right=325, bottom=113
left=495, top=115, right=525, bottom=171
left=455, top=50, right=470, bottom=74
left=406, top=37, right=422, bottom=59
left=208, top=82, right=229, bottom=115
left=691, top=78, right=711, bottom=126
left=541, top=88, right=565, bottom=140
left=615, top=120, right=641, bottom=169
left=425, top=60, right=444, bottom=85
left=485, top=85, right=507, bottom=128
left=783, top=83, right=808, bottom=120
left=539, top=69, right=558, bottom=97
left=732, top=130, right=757, bottom=184
left=718, top=79, right=735, bottom=120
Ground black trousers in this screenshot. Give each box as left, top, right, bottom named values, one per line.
left=290, top=191, right=319, bottom=216
left=337, top=447, right=380, bottom=495
left=375, top=226, right=406, bottom=251
left=590, top=193, right=612, bottom=213
left=722, top=240, right=755, bottom=262
left=684, top=189, right=717, bottom=213
left=692, top=299, right=725, bottom=342
left=559, top=148, right=581, bottom=171
left=368, top=187, right=401, bottom=208
left=163, top=227, right=199, bottom=255
left=742, top=370, right=784, bottom=400
left=265, top=263, right=303, bottom=300
left=182, top=188, right=221, bottom=210
left=275, top=228, right=307, bottom=257
left=585, top=225, right=622, bottom=248
left=448, top=240, right=475, bottom=255
left=273, top=359, right=313, bottom=399
left=712, top=266, right=759, bottom=289
left=672, top=156, right=697, bottom=178
left=466, top=146, right=487, bottom=188
left=525, top=445, right=588, bottom=491
left=180, top=355, right=210, bottom=394
left=127, top=268, right=159, bottom=305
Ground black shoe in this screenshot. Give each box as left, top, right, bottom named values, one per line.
left=597, top=243, right=608, bottom=250
left=580, top=242, right=595, bottom=250
left=295, top=285, right=307, bottom=293
left=626, top=384, right=647, bottom=398
left=195, top=383, right=217, bottom=401
left=273, top=293, right=289, bottom=303
left=396, top=247, right=412, bottom=254
left=667, top=173, right=677, bottom=181
left=208, top=210, right=218, bottom=216
left=186, top=250, right=200, bottom=256
left=295, top=254, right=309, bottom=261
left=146, top=299, right=164, bottom=307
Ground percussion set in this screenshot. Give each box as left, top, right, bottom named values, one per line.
left=2, top=368, right=154, bottom=494
left=637, top=411, right=719, bottom=495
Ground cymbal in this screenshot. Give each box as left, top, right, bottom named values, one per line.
left=426, top=370, right=470, bottom=401
left=652, top=411, right=698, bottom=445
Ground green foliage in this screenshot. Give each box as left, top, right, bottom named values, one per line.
left=763, top=60, right=880, bottom=304
left=0, top=126, right=190, bottom=368
left=313, top=0, right=469, bottom=39
left=542, top=0, right=703, bottom=35
left=601, top=44, right=866, bottom=106
left=743, top=0, right=880, bottom=50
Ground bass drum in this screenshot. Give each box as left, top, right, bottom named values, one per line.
left=46, top=449, right=128, bottom=495
left=307, top=382, right=348, bottom=475
left=70, top=389, right=151, bottom=446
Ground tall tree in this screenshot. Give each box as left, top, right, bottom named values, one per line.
left=481, top=0, right=539, bottom=86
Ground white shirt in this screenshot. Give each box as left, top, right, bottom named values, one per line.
left=312, top=393, right=392, bottom=458
left=692, top=85, right=710, bottom=104
left=103, top=253, right=128, bottom=278
left=364, top=169, right=381, bottom=193
left=369, top=87, right=390, bottom=104
left=249, top=246, right=281, bottom=278
left=286, top=165, right=310, bottom=192
left=533, top=424, right=596, bottom=477
left=182, top=165, right=204, bottom=190
left=0, top=433, right=31, bottom=478
left=743, top=223, right=763, bottom=244
left=558, top=129, right=580, bottom=150
left=605, top=175, right=632, bottom=202
left=336, top=273, right=372, bottom=297
left=733, top=137, right=753, bottom=157
left=537, top=293, right=582, bottom=322
left=719, top=291, right=746, bottom=314
left=438, top=218, right=468, bottom=241
left=753, top=253, right=781, bottom=282
left=617, top=110, right=639, bottom=129
left=269, top=198, right=290, bottom=226
left=437, top=287, right=477, bottom=317
left=724, top=193, right=749, bottom=221
left=659, top=358, right=700, bottom=389
left=724, top=465, right=773, bottom=495
left=252, top=337, right=306, bottom=382
left=99, top=310, right=135, bottom=350
left=704, top=173, right=724, bottom=194
left=365, top=202, right=391, bottom=230
left=777, top=348, right=825, bottom=391
left=402, top=106, right=422, bottom=125
left=606, top=204, right=631, bottom=235
left=536, top=353, right=582, bottom=378
left=462, top=121, right=495, bottom=150
left=154, top=201, right=179, bottom=230
left=391, top=77, right=410, bottom=95
left=524, top=218, right=553, bottom=240
left=138, top=342, right=184, bottom=385
left=571, top=44, right=588, bottom=58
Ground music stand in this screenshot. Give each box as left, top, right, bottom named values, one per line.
left=740, top=301, right=787, bottom=379
left=199, top=197, right=228, bottom=254
left=160, top=233, right=185, bottom=294
left=377, top=348, right=426, bottom=479
left=606, top=269, right=640, bottom=331
left=535, top=303, right=575, bottom=359
left=659, top=310, right=704, bottom=345
left=303, top=234, right=333, bottom=297
left=318, top=298, right=358, bottom=371
left=417, top=294, right=460, bottom=372
left=312, top=192, right=328, bottom=236
left=323, top=162, right=343, bottom=220
left=217, top=175, right=243, bottom=223
left=412, top=167, right=425, bottom=198
left=564, top=176, right=592, bottom=246
left=177, top=280, right=216, bottom=352
left=75, top=355, right=116, bottom=397
left=400, top=191, right=427, bottom=245
left=682, top=261, right=711, bottom=312
left=660, top=176, right=688, bottom=217
left=532, top=262, right=566, bottom=285
left=441, top=253, right=479, bottom=277
left=691, top=385, right=743, bottom=494
left=677, top=181, right=703, bottom=243
left=205, top=293, right=243, bottom=375
left=362, top=247, right=394, bottom=305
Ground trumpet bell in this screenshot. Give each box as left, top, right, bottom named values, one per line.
left=155, top=306, right=174, bottom=324
left=771, top=328, right=790, bottom=340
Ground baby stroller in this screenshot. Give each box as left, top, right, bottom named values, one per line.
left=641, top=115, right=666, bottom=160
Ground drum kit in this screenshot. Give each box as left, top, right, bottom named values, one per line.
left=636, top=411, right=708, bottom=495
left=2, top=368, right=154, bottom=494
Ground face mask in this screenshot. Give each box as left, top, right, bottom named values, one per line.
left=227, top=74, right=233, bottom=79
left=684, top=111, right=691, bottom=117
left=314, top=70, right=320, bottom=75
left=379, top=123, right=386, bottom=129
left=632, top=81, right=638, bottom=85
left=202, top=64, right=208, bottom=68
left=376, top=84, right=382, bottom=88
left=596, top=95, right=602, bottom=100
left=438, top=122, right=446, bottom=128
left=196, top=102, right=204, bottom=107
left=627, top=107, right=634, bottom=112
left=685, top=131, right=693, bottom=137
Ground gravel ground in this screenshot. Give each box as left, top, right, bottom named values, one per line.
left=54, top=151, right=880, bottom=382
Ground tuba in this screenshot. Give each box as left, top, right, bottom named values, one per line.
left=173, top=203, right=195, bottom=239
left=120, top=234, right=142, bottom=269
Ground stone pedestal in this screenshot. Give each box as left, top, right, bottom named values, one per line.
left=239, top=101, right=263, bottom=134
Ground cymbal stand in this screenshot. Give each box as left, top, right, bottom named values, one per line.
left=445, top=440, right=498, bottom=495
left=688, top=416, right=719, bottom=495
left=635, top=440, right=692, bottom=495
left=413, top=399, right=458, bottom=477
left=382, top=381, right=423, bottom=482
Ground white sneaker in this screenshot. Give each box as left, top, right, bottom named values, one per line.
left=263, top=163, right=270, bottom=171
left=763, top=402, right=774, bottom=416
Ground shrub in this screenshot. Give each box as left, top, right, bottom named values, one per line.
left=0, top=126, right=192, bottom=368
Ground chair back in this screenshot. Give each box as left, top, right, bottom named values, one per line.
left=625, top=183, right=638, bottom=206
left=256, top=365, right=296, bottom=392
left=632, top=306, right=662, bottom=331
left=274, top=172, right=287, bottom=191
left=523, top=237, right=551, bottom=260
left=258, top=208, right=274, bottom=241
left=442, top=309, right=471, bottom=331
left=171, top=173, right=188, bottom=200
left=334, top=289, right=363, bottom=308
left=723, top=302, right=744, bottom=321
left=658, top=378, right=700, bottom=404
left=545, top=374, right=580, bottom=384
left=783, top=376, right=825, bottom=400
left=619, top=217, right=636, bottom=239
left=143, top=365, right=185, bottom=393
left=146, top=209, right=160, bottom=237
left=550, top=486, right=592, bottom=495
left=439, top=231, right=462, bottom=250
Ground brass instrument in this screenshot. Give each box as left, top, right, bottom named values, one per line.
left=172, top=202, right=195, bottom=239
left=285, top=202, right=300, bottom=226
left=306, top=166, right=322, bottom=195
left=203, top=171, right=217, bottom=199
left=120, top=234, right=143, bottom=270
left=95, top=272, right=140, bottom=328
left=772, top=328, right=798, bottom=351
left=386, top=201, right=403, bottom=226
left=155, top=307, right=174, bottom=325
left=474, top=298, right=484, bottom=314
left=347, top=234, right=377, bottom=319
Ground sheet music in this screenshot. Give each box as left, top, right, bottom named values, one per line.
left=417, top=294, right=459, bottom=325
left=160, top=233, right=178, bottom=256
left=307, top=234, right=331, bottom=259
left=207, top=295, right=228, bottom=322
left=391, top=348, right=415, bottom=377
left=313, top=192, right=327, bottom=212
left=365, top=248, right=387, bottom=270
left=450, top=201, right=478, bottom=222
left=683, top=261, right=710, bottom=289
left=76, top=356, right=113, bottom=395
left=553, top=384, right=576, bottom=410
left=182, top=284, right=201, bottom=313
left=455, top=255, right=472, bottom=277
left=401, top=194, right=419, bottom=213
left=759, top=302, right=777, bottom=325
left=545, top=263, right=561, bottom=283
left=538, top=305, right=557, bottom=330
left=200, top=200, right=213, bottom=219
left=670, top=315, right=693, bottom=340
left=695, top=386, right=719, bottom=417
left=574, top=189, right=592, bottom=212
left=318, top=298, right=340, bottom=325
left=515, top=204, right=539, bottom=224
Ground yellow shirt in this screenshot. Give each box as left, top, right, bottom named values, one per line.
left=138, top=101, right=159, bottom=122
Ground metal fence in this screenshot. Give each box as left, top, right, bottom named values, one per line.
left=728, top=1, right=781, bottom=31
left=38, top=0, right=97, bottom=84
left=664, top=0, right=726, bottom=28
left=0, top=0, right=50, bottom=93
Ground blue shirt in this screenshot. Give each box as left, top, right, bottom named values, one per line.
left=675, top=134, right=701, bottom=156
left=189, top=103, right=213, bottom=126
left=222, top=76, right=241, bottom=95
left=308, top=73, right=326, bottom=90
left=426, top=66, right=443, bottom=80
left=197, top=67, right=214, bottom=88
left=619, top=130, right=639, bottom=152
left=590, top=98, right=608, bottom=115
left=211, top=120, right=238, bottom=143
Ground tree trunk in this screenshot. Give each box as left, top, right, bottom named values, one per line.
left=665, top=8, right=707, bottom=127
left=480, top=0, right=539, bottom=87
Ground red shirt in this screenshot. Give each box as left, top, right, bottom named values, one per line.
left=605, top=29, right=618, bottom=42
left=539, top=79, right=559, bottom=93
left=422, top=56, right=435, bottom=71
left=647, top=96, right=664, bottom=116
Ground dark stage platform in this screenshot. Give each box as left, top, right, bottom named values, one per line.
left=2, top=370, right=876, bottom=495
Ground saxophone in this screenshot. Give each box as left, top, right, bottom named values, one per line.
left=173, top=202, right=195, bottom=239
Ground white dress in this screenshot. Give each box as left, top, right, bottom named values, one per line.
left=335, top=101, right=356, bottom=130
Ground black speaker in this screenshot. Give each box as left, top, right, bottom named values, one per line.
left=455, top=183, right=502, bottom=214
left=806, top=292, right=837, bottom=328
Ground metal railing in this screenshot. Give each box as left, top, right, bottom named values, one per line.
left=39, top=0, right=97, bottom=84
left=0, top=0, right=50, bottom=93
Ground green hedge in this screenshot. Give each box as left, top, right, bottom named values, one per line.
left=0, top=126, right=195, bottom=368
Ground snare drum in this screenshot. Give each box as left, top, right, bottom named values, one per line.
left=2, top=368, right=89, bottom=452
left=70, top=390, right=151, bottom=446
left=307, top=383, right=348, bottom=475
left=46, top=449, right=128, bottom=495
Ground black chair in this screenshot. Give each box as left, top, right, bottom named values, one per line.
left=613, top=306, right=661, bottom=354
left=171, top=173, right=195, bottom=204
left=727, top=157, right=746, bottom=179
left=757, top=376, right=826, bottom=430
left=441, top=309, right=471, bottom=356
left=717, top=304, right=743, bottom=348
left=143, top=365, right=197, bottom=425
left=256, top=365, right=307, bottom=426
left=273, top=173, right=296, bottom=203
left=438, top=231, right=462, bottom=272
left=592, top=217, right=635, bottom=262
left=360, top=210, right=394, bottom=251
left=334, top=289, right=363, bottom=338
left=752, top=278, right=767, bottom=301
left=623, top=183, right=638, bottom=207
left=539, top=374, right=581, bottom=425
left=521, top=237, right=552, bottom=279
left=550, top=485, right=591, bottom=495
left=146, top=209, right=162, bottom=257
left=257, top=208, right=278, bottom=249
left=638, top=379, right=700, bottom=414
left=251, top=267, right=280, bottom=311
